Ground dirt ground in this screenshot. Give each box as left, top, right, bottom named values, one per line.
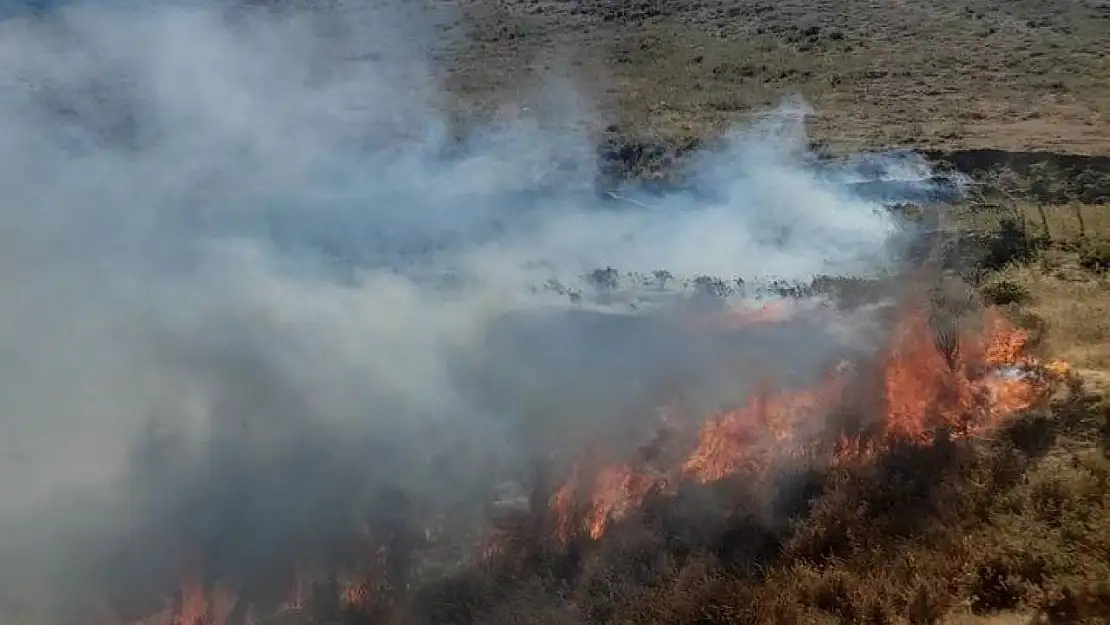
left=434, top=0, right=1110, bottom=153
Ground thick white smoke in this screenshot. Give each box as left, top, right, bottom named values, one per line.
left=0, top=1, right=942, bottom=621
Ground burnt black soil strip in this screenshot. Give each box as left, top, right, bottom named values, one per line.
left=919, top=149, right=1110, bottom=177
left=594, top=138, right=1110, bottom=203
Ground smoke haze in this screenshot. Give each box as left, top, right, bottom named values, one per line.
left=0, top=1, right=943, bottom=621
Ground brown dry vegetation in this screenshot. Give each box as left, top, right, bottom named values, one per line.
left=437, top=0, right=1110, bottom=152
left=951, top=176, right=1110, bottom=391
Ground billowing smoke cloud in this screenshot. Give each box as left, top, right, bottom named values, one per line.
left=0, top=1, right=942, bottom=621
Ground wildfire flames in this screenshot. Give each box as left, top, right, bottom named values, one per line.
left=108, top=297, right=1069, bottom=625
left=549, top=301, right=1069, bottom=542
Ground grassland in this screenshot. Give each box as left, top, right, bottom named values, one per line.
left=437, top=0, right=1110, bottom=152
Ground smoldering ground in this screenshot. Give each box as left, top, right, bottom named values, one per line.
left=0, top=0, right=949, bottom=622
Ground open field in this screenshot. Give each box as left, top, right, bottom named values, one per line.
left=438, top=0, right=1110, bottom=152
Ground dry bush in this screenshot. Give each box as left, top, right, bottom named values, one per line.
left=1079, top=242, right=1110, bottom=274
left=981, top=280, right=1031, bottom=307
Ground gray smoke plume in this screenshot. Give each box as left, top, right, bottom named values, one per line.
left=0, top=1, right=945, bottom=622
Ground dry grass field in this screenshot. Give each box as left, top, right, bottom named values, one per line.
left=437, top=0, right=1110, bottom=152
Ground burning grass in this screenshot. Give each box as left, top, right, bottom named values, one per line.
left=86, top=185, right=1110, bottom=625
left=97, top=281, right=1108, bottom=625
left=546, top=299, right=1066, bottom=544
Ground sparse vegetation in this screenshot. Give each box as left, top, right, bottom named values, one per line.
left=442, top=0, right=1110, bottom=153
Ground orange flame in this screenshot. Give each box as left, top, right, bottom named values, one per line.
left=340, top=577, right=375, bottom=610
left=117, top=553, right=386, bottom=625
left=120, top=300, right=1071, bottom=622
left=683, top=372, right=846, bottom=484
left=585, top=465, right=668, bottom=539
left=549, top=464, right=669, bottom=541
left=550, top=303, right=1067, bottom=542
left=880, top=307, right=1057, bottom=444
left=122, top=568, right=238, bottom=625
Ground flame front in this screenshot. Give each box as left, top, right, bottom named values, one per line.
left=116, top=301, right=1070, bottom=624
left=551, top=303, right=1067, bottom=542
left=881, top=307, right=1057, bottom=443
left=683, top=373, right=846, bottom=484
left=124, top=570, right=238, bottom=625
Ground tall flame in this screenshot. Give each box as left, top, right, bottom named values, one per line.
left=683, top=372, right=847, bottom=484
left=881, top=307, right=1059, bottom=443
left=549, top=303, right=1067, bottom=542
left=124, top=567, right=239, bottom=625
